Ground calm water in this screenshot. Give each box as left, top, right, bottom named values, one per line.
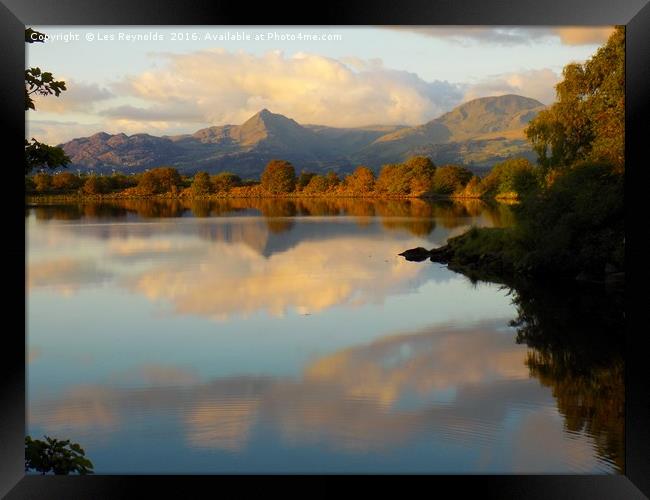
left=26, top=198, right=624, bottom=473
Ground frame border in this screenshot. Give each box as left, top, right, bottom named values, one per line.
left=2, top=0, right=648, bottom=497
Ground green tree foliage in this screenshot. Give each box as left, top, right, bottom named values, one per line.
left=211, top=172, right=242, bottom=193
left=344, top=166, right=375, bottom=195
left=431, top=165, right=473, bottom=195
left=525, top=26, right=624, bottom=171
left=25, top=436, right=94, bottom=475
left=514, top=161, right=624, bottom=278
left=260, top=160, right=296, bottom=194
left=191, top=171, right=212, bottom=195
left=25, top=139, right=71, bottom=175
left=479, top=157, right=539, bottom=198
left=24, top=28, right=70, bottom=175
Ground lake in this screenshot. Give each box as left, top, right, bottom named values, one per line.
left=26, top=198, right=624, bottom=474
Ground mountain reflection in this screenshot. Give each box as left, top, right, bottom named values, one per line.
left=28, top=199, right=502, bottom=318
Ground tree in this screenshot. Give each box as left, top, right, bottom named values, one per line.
left=404, top=156, right=436, bottom=194
left=211, top=172, right=241, bottom=193
left=191, top=171, right=212, bottom=195
left=83, top=175, right=110, bottom=195
left=260, top=160, right=296, bottom=194
left=344, top=166, right=375, bottom=195
left=33, top=172, right=52, bottom=193
left=432, top=165, right=473, bottom=195
left=479, top=157, right=538, bottom=198
left=296, top=171, right=316, bottom=191
left=137, top=167, right=182, bottom=194
left=525, top=26, right=624, bottom=172
left=25, top=28, right=71, bottom=175
left=51, top=172, right=82, bottom=191
left=25, top=435, right=94, bottom=475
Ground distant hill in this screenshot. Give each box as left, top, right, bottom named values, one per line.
left=59, top=95, right=545, bottom=176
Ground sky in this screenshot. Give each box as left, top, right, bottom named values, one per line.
left=26, top=26, right=615, bottom=145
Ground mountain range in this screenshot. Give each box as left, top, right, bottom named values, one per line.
left=58, top=94, right=545, bottom=177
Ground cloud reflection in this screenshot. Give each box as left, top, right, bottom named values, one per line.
left=28, top=322, right=615, bottom=471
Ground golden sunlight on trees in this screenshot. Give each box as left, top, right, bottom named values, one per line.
left=261, top=160, right=296, bottom=194
left=344, top=166, right=376, bottom=195
left=525, top=26, right=624, bottom=172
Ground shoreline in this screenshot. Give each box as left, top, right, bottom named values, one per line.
left=25, top=193, right=515, bottom=203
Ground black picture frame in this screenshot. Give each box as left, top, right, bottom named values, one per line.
left=2, top=0, right=648, bottom=497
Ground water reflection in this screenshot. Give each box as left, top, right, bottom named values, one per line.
left=29, top=304, right=622, bottom=472
left=28, top=198, right=511, bottom=235
left=26, top=199, right=622, bottom=473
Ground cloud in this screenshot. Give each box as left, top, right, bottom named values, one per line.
left=99, top=103, right=205, bottom=123
left=391, top=26, right=615, bottom=47
left=462, top=68, right=561, bottom=105
left=31, top=79, right=114, bottom=113
left=113, top=49, right=464, bottom=127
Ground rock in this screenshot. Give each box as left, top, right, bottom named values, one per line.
left=398, top=247, right=432, bottom=262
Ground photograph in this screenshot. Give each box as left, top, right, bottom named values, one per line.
left=21, top=24, right=627, bottom=476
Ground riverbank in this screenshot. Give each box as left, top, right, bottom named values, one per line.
left=26, top=192, right=509, bottom=203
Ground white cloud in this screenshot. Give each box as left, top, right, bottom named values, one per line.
left=109, top=49, right=464, bottom=128
left=31, top=79, right=114, bottom=113
left=462, top=68, right=561, bottom=105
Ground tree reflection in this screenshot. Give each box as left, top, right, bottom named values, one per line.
left=510, top=283, right=625, bottom=471
left=27, top=198, right=503, bottom=238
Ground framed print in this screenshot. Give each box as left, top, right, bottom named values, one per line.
left=1, top=0, right=648, bottom=496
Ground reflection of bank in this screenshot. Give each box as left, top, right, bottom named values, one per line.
left=28, top=317, right=622, bottom=472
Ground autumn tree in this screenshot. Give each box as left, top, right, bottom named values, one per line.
left=211, top=172, right=241, bottom=193
left=137, top=167, right=182, bottom=194
left=83, top=175, right=110, bottom=195
left=525, top=26, right=624, bottom=172
left=404, top=156, right=436, bottom=194
left=344, top=166, right=375, bottom=195
left=296, top=171, right=316, bottom=191
left=431, top=165, right=473, bottom=195
left=261, top=160, right=296, bottom=194
left=191, top=171, right=212, bottom=195
left=25, top=28, right=71, bottom=175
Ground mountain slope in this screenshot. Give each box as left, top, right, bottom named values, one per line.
left=58, top=95, right=545, bottom=176
left=352, top=94, right=544, bottom=167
